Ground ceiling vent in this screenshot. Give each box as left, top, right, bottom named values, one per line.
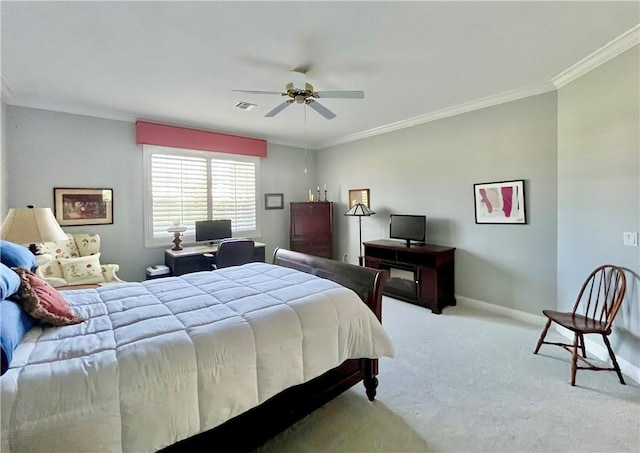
left=234, top=101, right=257, bottom=111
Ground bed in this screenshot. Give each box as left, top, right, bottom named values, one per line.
left=1, top=248, right=393, bottom=452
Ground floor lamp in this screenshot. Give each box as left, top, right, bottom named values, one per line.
left=344, top=202, right=376, bottom=266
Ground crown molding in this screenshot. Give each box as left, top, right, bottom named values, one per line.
left=553, top=24, right=640, bottom=89
left=316, top=81, right=556, bottom=150
left=319, top=25, right=640, bottom=150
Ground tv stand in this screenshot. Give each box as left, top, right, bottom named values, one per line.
left=363, top=239, right=456, bottom=314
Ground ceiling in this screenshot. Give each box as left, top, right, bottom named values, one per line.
left=2, top=1, right=638, bottom=149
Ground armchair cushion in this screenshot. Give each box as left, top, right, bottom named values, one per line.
left=58, top=253, right=106, bottom=285
left=34, top=234, right=123, bottom=287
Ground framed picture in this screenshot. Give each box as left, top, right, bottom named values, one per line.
left=264, top=193, right=284, bottom=210
left=474, top=180, right=526, bottom=224
left=54, top=188, right=114, bottom=226
left=348, top=188, right=370, bottom=209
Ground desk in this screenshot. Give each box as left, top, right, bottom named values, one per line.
left=363, top=239, right=455, bottom=314
left=165, top=242, right=266, bottom=276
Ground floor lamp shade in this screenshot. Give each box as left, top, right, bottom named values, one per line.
left=1, top=207, right=68, bottom=245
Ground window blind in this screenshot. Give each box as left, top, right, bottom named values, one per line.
left=144, top=145, right=260, bottom=247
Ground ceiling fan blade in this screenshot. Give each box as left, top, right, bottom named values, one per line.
left=265, top=101, right=293, bottom=117
left=232, top=90, right=284, bottom=96
left=315, top=90, right=365, bottom=99
left=307, top=99, right=336, bottom=119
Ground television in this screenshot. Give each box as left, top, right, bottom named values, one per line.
left=195, top=219, right=232, bottom=244
left=389, top=214, right=426, bottom=247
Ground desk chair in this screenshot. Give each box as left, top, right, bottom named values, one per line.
left=210, top=238, right=255, bottom=269
left=533, top=264, right=627, bottom=386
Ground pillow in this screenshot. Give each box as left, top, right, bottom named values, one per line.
left=12, top=267, right=84, bottom=326
left=0, top=240, right=36, bottom=271
left=0, top=299, right=34, bottom=375
left=0, top=263, right=21, bottom=299
left=58, top=253, right=106, bottom=285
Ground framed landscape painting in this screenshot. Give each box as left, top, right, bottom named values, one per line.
left=54, top=188, right=114, bottom=226
left=474, top=180, right=526, bottom=224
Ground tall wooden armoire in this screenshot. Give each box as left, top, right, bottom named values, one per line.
left=289, top=202, right=333, bottom=259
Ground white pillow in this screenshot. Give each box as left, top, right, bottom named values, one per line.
left=58, top=253, right=106, bottom=285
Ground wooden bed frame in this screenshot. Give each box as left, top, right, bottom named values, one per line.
left=161, top=248, right=387, bottom=452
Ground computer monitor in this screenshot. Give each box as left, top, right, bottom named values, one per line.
left=195, top=219, right=232, bottom=243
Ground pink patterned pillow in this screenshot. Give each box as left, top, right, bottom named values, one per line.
left=13, top=267, right=84, bottom=326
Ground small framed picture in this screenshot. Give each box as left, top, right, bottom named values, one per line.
left=264, top=193, right=284, bottom=210
left=54, top=188, right=114, bottom=226
left=473, top=180, right=526, bottom=224
left=348, top=188, right=370, bottom=209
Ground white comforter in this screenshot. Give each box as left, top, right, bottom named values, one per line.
left=1, top=262, right=394, bottom=453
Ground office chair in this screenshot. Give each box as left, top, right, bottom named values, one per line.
left=533, top=264, right=627, bottom=386
left=210, top=238, right=255, bottom=269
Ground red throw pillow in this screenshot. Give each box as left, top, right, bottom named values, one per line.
left=12, top=267, right=84, bottom=326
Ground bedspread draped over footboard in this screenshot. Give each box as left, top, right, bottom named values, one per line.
left=1, top=262, right=394, bottom=453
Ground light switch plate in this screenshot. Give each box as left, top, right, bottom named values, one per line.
left=623, top=232, right=638, bottom=247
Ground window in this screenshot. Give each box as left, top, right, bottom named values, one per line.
left=143, top=145, right=260, bottom=247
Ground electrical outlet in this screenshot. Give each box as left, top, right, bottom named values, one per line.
left=623, top=232, right=638, bottom=247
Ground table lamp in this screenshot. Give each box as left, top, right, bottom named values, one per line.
left=1, top=205, right=68, bottom=254
left=167, top=220, right=188, bottom=251
left=344, top=202, right=376, bottom=266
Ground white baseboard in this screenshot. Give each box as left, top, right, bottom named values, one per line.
left=456, top=295, right=640, bottom=384
left=456, top=295, right=547, bottom=326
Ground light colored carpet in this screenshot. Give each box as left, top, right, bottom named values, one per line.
left=255, top=297, right=640, bottom=453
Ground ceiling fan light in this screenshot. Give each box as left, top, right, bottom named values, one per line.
left=295, top=95, right=306, bottom=104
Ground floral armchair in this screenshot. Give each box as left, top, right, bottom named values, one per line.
left=33, top=233, right=124, bottom=287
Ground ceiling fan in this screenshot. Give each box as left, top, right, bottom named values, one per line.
left=232, top=68, right=364, bottom=119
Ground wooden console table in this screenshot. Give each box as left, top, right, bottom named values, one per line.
left=363, top=239, right=456, bottom=314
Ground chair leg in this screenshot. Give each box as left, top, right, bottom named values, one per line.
left=534, top=319, right=552, bottom=354
left=578, top=333, right=586, bottom=358
left=571, top=333, right=579, bottom=386
left=602, top=335, right=626, bottom=385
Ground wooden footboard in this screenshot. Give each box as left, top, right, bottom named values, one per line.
left=272, top=247, right=386, bottom=321
left=161, top=249, right=387, bottom=452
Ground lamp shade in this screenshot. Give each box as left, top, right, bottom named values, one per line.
left=167, top=220, right=187, bottom=233
left=344, top=203, right=376, bottom=217
left=1, top=207, right=68, bottom=244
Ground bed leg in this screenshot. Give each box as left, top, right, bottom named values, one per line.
left=362, top=358, right=378, bottom=401
left=364, top=376, right=378, bottom=401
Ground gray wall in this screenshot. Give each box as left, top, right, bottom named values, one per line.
left=318, top=92, right=558, bottom=315
left=557, top=46, right=640, bottom=368
left=5, top=107, right=316, bottom=281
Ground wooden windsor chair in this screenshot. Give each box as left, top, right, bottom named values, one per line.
left=533, top=264, right=627, bottom=386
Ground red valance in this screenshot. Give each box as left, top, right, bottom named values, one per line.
left=135, top=121, right=267, bottom=158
